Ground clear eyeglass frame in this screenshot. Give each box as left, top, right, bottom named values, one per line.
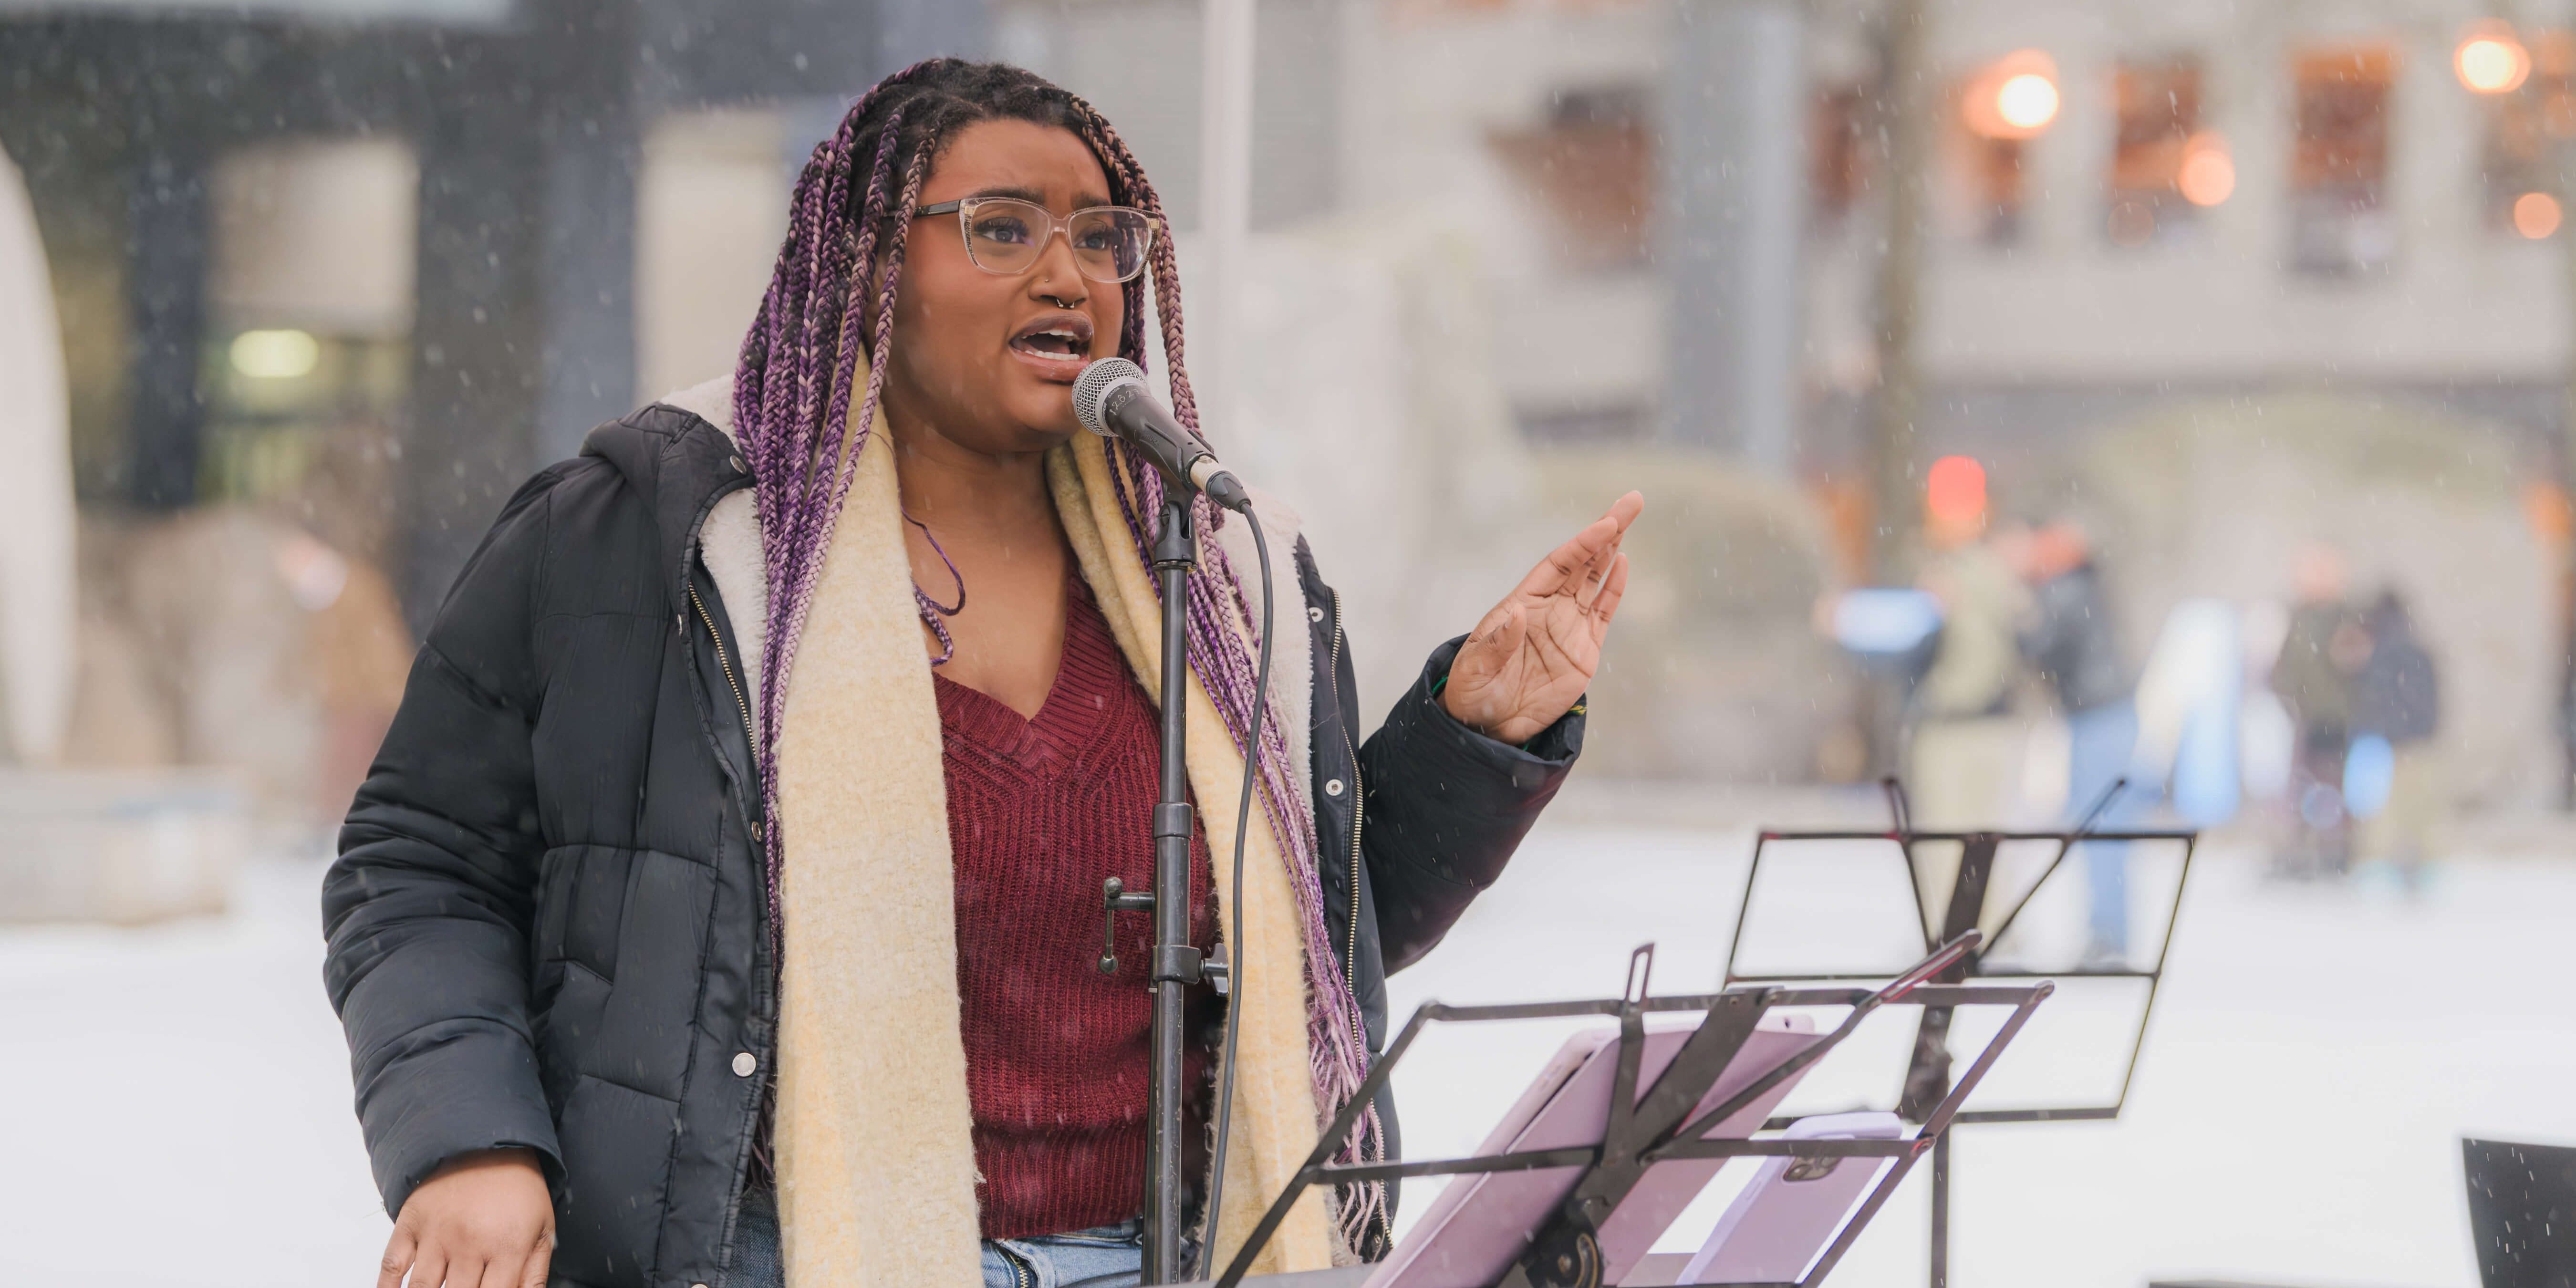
left=914, top=196, right=1156, bottom=284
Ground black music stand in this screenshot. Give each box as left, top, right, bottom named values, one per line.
left=1208, top=934, right=2052, bottom=1288
left=1725, top=780, right=2200, bottom=1288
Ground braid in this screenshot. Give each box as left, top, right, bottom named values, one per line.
left=1069, top=105, right=1204, bottom=435
left=736, top=69, right=930, bottom=946
left=728, top=59, right=1387, bottom=1247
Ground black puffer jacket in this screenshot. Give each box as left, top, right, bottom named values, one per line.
left=322, top=401, right=1581, bottom=1288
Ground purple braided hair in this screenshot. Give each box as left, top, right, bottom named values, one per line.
left=728, top=60, right=1386, bottom=1243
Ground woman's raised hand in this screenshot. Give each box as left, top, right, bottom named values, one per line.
left=1442, top=492, right=1644, bottom=746
left=377, top=1148, right=553, bottom=1288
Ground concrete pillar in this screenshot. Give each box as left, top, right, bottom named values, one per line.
left=535, top=0, right=640, bottom=462
left=125, top=144, right=208, bottom=509
left=1661, top=0, right=1806, bottom=473
left=404, top=54, right=543, bottom=624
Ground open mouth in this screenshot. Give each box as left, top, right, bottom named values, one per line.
left=1009, top=315, right=1093, bottom=365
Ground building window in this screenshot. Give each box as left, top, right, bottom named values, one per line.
left=1811, top=83, right=1874, bottom=230
left=1489, top=85, right=1652, bottom=272
left=2480, top=31, right=2576, bottom=238
left=1962, top=133, right=2026, bottom=245
left=1955, top=50, right=2059, bottom=247
left=2107, top=56, right=2230, bottom=246
left=2289, top=44, right=2398, bottom=276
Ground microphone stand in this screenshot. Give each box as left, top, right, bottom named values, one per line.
left=1101, top=493, right=1215, bottom=1284
left=1144, top=493, right=1203, bottom=1284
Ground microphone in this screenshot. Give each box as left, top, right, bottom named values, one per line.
left=1070, top=358, right=1253, bottom=512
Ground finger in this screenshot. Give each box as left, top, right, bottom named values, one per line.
left=479, top=1240, right=544, bottom=1288
left=1448, top=602, right=1526, bottom=728
left=1602, top=490, right=1645, bottom=535
left=1515, top=516, right=1623, bottom=601
left=1459, top=598, right=1526, bottom=666
left=1486, top=599, right=1528, bottom=658
left=1577, top=530, right=1624, bottom=610
left=519, top=1233, right=553, bottom=1288
left=409, top=1246, right=449, bottom=1288
left=1590, top=553, right=1631, bottom=629
left=1454, top=599, right=1517, bottom=677
left=447, top=1252, right=493, bottom=1288
left=1456, top=601, right=1526, bottom=688
left=379, top=1226, right=418, bottom=1288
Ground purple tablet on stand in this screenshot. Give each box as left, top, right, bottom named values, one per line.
left=1367, top=1014, right=1824, bottom=1288
left=1672, top=1111, right=1906, bottom=1286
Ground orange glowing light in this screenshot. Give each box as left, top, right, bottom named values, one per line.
left=2515, top=191, right=2563, bottom=238
left=1996, top=73, right=2061, bottom=131
left=2178, top=134, right=2236, bottom=207
left=1925, top=456, right=1988, bottom=527
left=2524, top=479, right=2574, bottom=542
left=1963, top=51, right=2061, bottom=140
left=2457, top=25, right=2533, bottom=93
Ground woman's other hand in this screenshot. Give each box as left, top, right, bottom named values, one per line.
left=378, top=1148, right=553, bottom=1288
left=1443, top=492, right=1644, bottom=745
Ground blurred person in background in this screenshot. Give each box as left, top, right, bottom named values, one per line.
left=1902, top=477, right=2029, bottom=831
left=320, top=59, right=1639, bottom=1288
left=2270, top=543, right=2368, bottom=878
left=2014, top=514, right=2143, bottom=964
left=2351, top=588, right=2442, bottom=892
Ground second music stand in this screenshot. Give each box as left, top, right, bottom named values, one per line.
left=1725, top=779, right=2201, bottom=1288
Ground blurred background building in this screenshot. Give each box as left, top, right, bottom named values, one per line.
left=4, top=0, right=2575, bottom=919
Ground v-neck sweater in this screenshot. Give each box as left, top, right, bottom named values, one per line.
left=936, top=580, right=1219, bottom=1239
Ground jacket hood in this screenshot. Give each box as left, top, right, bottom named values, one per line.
left=577, top=381, right=752, bottom=617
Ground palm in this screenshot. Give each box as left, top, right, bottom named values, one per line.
left=1444, top=493, right=1644, bottom=745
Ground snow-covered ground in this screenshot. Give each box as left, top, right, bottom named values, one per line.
left=0, top=849, right=387, bottom=1284
left=0, top=812, right=2569, bottom=1287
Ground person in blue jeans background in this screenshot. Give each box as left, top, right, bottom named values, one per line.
left=2015, top=516, right=2145, bottom=965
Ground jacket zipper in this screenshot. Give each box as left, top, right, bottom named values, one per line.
left=1327, top=587, right=1363, bottom=987
left=687, top=578, right=761, bottom=840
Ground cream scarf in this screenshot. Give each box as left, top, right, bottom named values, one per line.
left=665, top=375, right=1336, bottom=1284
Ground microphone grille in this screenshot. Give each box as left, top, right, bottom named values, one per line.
left=1071, top=357, right=1144, bottom=437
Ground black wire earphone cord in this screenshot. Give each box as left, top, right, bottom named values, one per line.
left=1197, top=506, right=1272, bottom=1279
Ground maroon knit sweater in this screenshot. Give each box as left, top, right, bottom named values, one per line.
left=938, top=579, right=1219, bottom=1239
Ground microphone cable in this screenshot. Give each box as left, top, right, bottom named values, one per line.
left=1198, top=503, right=1271, bottom=1279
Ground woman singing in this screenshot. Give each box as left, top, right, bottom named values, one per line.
left=324, top=59, right=1641, bottom=1288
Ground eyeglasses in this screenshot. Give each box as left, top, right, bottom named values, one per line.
left=914, top=196, right=1156, bottom=284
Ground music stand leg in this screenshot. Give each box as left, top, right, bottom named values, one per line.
left=1929, top=1130, right=1951, bottom=1288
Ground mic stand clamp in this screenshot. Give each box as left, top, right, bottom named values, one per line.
left=1102, top=872, right=1223, bottom=989
left=1098, top=876, right=1155, bottom=976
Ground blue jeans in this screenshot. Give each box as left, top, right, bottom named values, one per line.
left=2066, top=700, right=2143, bottom=958
left=982, top=1219, right=1148, bottom=1288
left=725, top=1185, right=1146, bottom=1288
